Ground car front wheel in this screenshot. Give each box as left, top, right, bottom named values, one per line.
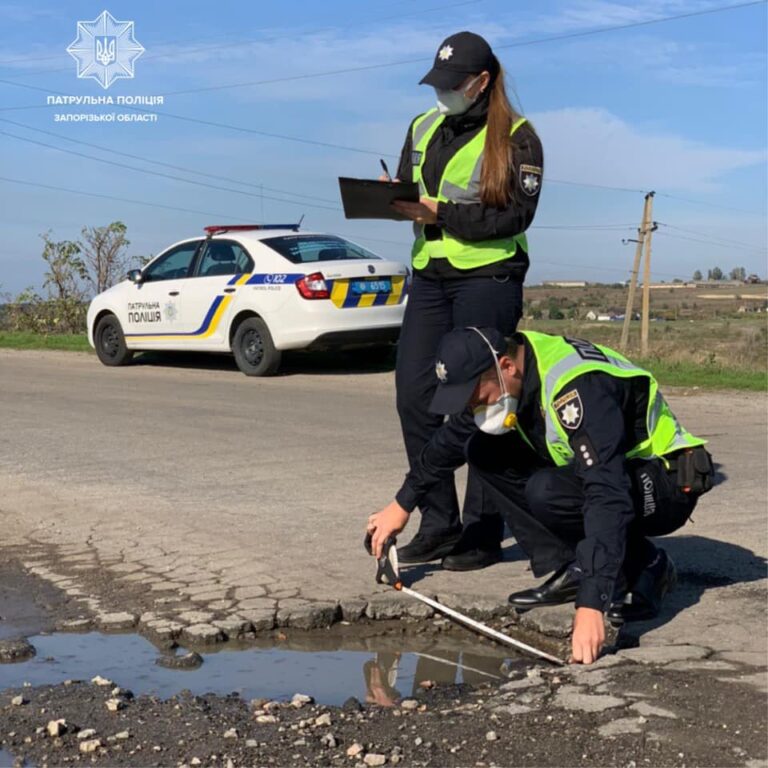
left=94, top=314, right=134, bottom=367
left=232, top=317, right=281, bottom=376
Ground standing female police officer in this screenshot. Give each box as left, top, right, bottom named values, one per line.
left=388, top=31, right=544, bottom=570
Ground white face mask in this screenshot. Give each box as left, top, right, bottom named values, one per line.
left=473, top=389, right=518, bottom=435
left=469, top=327, right=518, bottom=435
left=435, top=74, right=483, bottom=116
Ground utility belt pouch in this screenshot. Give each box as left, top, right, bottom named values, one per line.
left=675, top=446, right=714, bottom=494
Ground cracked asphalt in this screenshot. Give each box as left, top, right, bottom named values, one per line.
left=0, top=348, right=766, bottom=664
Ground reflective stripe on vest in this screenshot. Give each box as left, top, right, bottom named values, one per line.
left=520, top=331, right=706, bottom=467
left=410, top=109, right=530, bottom=270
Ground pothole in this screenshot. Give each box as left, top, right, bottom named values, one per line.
left=1, top=628, right=526, bottom=707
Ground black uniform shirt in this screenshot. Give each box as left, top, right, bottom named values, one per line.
left=395, top=343, right=547, bottom=512
left=396, top=91, right=543, bottom=281
left=547, top=368, right=650, bottom=612
left=395, top=337, right=651, bottom=613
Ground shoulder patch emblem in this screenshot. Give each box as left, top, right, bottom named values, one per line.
left=519, top=164, right=542, bottom=197
left=554, top=389, right=583, bottom=430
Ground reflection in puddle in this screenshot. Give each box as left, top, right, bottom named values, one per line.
left=363, top=650, right=503, bottom=707
left=0, top=632, right=522, bottom=707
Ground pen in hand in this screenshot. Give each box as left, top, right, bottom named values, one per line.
left=379, top=159, right=392, bottom=181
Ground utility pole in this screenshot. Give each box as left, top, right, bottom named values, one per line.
left=620, top=192, right=653, bottom=351
left=640, top=195, right=657, bottom=356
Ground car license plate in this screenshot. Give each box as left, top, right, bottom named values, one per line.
left=350, top=279, right=391, bottom=295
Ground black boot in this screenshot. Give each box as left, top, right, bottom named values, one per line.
left=397, top=530, right=462, bottom=564
left=508, top=563, right=581, bottom=610
left=607, top=549, right=677, bottom=625
left=441, top=542, right=501, bottom=571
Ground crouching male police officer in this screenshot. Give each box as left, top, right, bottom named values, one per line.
left=367, top=327, right=714, bottom=663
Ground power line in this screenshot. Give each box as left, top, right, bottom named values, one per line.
left=543, top=178, right=646, bottom=194
left=0, top=95, right=759, bottom=207
left=141, top=1, right=768, bottom=97
left=656, top=191, right=764, bottom=216
left=0, top=1, right=762, bottom=220
left=0, top=175, right=260, bottom=221
left=0, top=129, right=343, bottom=212
left=497, top=0, right=767, bottom=50
left=657, top=222, right=768, bottom=252
left=0, top=117, right=341, bottom=205
left=656, top=230, right=768, bottom=254
left=0, top=1, right=762, bottom=95
left=0, top=0, right=483, bottom=72
left=531, top=224, right=637, bottom=230
left=0, top=79, right=397, bottom=158
left=0, top=172, right=738, bottom=281
left=0, top=106, right=758, bottom=207
left=345, top=223, right=640, bottom=247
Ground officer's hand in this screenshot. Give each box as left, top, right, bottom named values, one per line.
left=379, top=174, right=400, bottom=182
left=569, top=607, right=605, bottom=664
left=391, top=198, right=438, bottom=225
left=367, top=501, right=409, bottom=558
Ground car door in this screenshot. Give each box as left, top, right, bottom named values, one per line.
left=121, top=239, right=202, bottom=348
left=178, top=239, right=255, bottom=348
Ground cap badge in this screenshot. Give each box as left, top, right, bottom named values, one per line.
left=438, top=45, right=454, bottom=61
left=435, top=360, right=448, bottom=383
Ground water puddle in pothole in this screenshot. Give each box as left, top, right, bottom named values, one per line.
left=0, top=630, right=525, bottom=707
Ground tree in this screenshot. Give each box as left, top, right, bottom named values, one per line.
left=709, top=266, right=724, bottom=281
left=34, top=231, right=89, bottom=333
left=41, top=232, right=87, bottom=302
left=79, top=221, right=131, bottom=296
left=692, top=270, right=702, bottom=281
left=729, top=266, right=746, bottom=282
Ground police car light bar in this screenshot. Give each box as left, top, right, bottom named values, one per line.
left=204, top=223, right=300, bottom=236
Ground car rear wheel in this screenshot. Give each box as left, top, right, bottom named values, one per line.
left=232, top=317, right=281, bottom=376
left=94, top=314, right=134, bottom=367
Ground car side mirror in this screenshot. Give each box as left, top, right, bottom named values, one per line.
left=127, top=269, right=144, bottom=284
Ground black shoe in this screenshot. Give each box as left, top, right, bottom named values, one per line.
left=607, top=550, right=677, bottom=625
left=508, top=563, right=581, bottom=610
left=397, top=531, right=462, bottom=564
left=442, top=546, right=502, bottom=572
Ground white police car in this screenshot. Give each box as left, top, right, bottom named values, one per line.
left=87, top=224, right=408, bottom=375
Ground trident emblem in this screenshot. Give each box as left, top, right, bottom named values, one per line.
left=95, top=36, right=116, bottom=66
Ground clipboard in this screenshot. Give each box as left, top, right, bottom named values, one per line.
left=338, top=177, right=419, bottom=221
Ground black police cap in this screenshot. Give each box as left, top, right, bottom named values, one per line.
left=429, top=327, right=507, bottom=415
left=419, top=31, right=496, bottom=90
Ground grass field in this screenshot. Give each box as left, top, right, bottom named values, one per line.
left=0, top=332, right=92, bottom=352
left=0, top=318, right=765, bottom=391
left=519, top=316, right=767, bottom=391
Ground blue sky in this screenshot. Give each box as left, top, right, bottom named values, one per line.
left=0, top=0, right=766, bottom=294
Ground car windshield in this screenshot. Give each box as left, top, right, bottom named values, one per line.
left=261, top=235, right=382, bottom=264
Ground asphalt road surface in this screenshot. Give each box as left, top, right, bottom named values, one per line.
left=0, top=348, right=766, bottom=665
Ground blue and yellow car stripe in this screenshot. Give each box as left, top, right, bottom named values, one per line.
left=328, top=274, right=408, bottom=309
left=124, top=272, right=409, bottom=342
left=125, top=294, right=231, bottom=340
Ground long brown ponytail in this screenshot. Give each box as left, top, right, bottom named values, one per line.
left=480, top=61, right=520, bottom=208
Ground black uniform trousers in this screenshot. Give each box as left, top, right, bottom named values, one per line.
left=395, top=273, right=523, bottom=547
left=466, top=430, right=698, bottom=587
